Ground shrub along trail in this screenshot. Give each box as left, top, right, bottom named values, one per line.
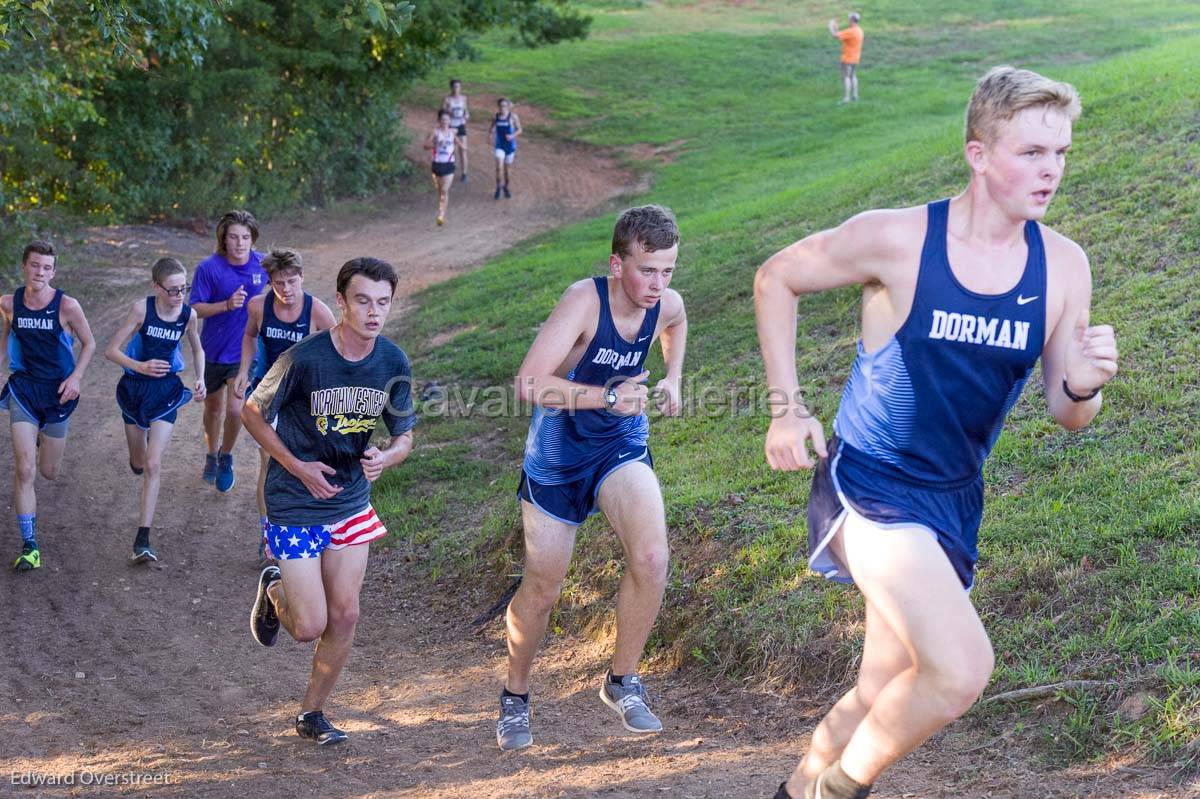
left=0, top=110, right=1180, bottom=799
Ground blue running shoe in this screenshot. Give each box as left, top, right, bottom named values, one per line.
left=202, top=453, right=218, bottom=484
left=216, top=452, right=235, bottom=493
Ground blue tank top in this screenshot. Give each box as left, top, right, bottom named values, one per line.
left=7, top=287, right=75, bottom=382
left=494, top=113, right=516, bottom=153
left=254, top=293, right=313, bottom=381
left=523, top=277, right=661, bottom=484
left=123, top=297, right=191, bottom=378
left=833, top=199, right=1047, bottom=483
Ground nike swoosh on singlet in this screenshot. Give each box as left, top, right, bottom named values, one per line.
left=1017, top=295, right=1039, bottom=305
left=637, top=335, right=650, bottom=342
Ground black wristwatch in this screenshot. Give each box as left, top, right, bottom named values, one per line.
left=1062, top=378, right=1101, bottom=402
left=603, top=386, right=618, bottom=409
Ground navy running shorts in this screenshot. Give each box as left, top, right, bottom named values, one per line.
left=0, top=373, right=77, bottom=434
left=807, top=436, right=983, bottom=589
left=117, top=374, right=192, bottom=429
left=518, top=444, right=653, bottom=526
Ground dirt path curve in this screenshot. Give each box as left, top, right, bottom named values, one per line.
left=0, top=109, right=1178, bottom=799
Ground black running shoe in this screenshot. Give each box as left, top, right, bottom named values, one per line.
left=295, top=710, right=348, bottom=745
left=250, top=565, right=281, bottom=646
left=131, top=544, right=158, bottom=564
left=503, top=185, right=512, bottom=199
left=494, top=186, right=502, bottom=200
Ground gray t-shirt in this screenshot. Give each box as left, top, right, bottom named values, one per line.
left=249, top=330, right=415, bottom=525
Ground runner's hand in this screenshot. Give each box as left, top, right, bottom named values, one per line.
left=653, top=376, right=681, bottom=416
left=1064, top=309, right=1118, bottom=396
left=233, top=373, right=249, bottom=399
left=610, top=370, right=650, bottom=416
left=360, top=446, right=387, bottom=482
left=226, top=287, right=248, bottom=311
left=192, top=379, right=207, bottom=402
left=139, top=359, right=171, bottom=378
left=291, top=460, right=342, bottom=499
left=765, top=411, right=827, bottom=471
left=57, top=374, right=82, bottom=403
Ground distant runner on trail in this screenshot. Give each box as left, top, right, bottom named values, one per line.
left=828, top=12, right=864, bottom=104
left=496, top=205, right=688, bottom=751
left=0, top=240, right=96, bottom=573
left=246, top=257, right=415, bottom=746
left=756, top=67, right=1118, bottom=799
left=488, top=97, right=523, bottom=200
left=189, top=210, right=268, bottom=493
left=426, top=110, right=458, bottom=227
left=234, top=248, right=335, bottom=568
left=105, top=257, right=206, bottom=564
left=442, top=78, right=470, bottom=182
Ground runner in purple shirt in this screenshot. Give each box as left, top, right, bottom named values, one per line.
left=189, top=210, right=268, bottom=492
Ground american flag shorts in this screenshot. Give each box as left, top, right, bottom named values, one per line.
left=263, top=506, right=387, bottom=560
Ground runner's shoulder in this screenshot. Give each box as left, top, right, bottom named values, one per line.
left=372, top=334, right=411, bottom=371
left=834, top=204, right=924, bottom=259
left=659, top=288, right=685, bottom=320
left=1038, top=223, right=1090, bottom=278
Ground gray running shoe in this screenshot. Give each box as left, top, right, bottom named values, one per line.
left=496, top=692, right=533, bottom=751
left=599, top=673, right=662, bottom=733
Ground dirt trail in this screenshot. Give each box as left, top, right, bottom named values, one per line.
left=0, top=110, right=1185, bottom=799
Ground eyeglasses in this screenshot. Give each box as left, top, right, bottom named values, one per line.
left=157, top=283, right=192, bottom=297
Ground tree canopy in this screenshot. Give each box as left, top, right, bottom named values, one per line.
left=0, top=0, right=589, bottom=223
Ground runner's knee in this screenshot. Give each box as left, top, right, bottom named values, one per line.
left=15, top=459, right=37, bottom=486
left=920, top=645, right=994, bottom=717
left=326, top=599, right=360, bottom=634
left=627, top=542, right=668, bottom=584
left=144, top=454, right=163, bottom=478
left=38, top=461, right=61, bottom=481
left=518, top=574, right=566, bottom=614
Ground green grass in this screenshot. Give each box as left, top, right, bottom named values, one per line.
left=382, top=0, right=1200, bottom=764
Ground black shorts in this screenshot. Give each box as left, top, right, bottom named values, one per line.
left=432, top=162, right=456, bottom=177
left=204, top=360, right=240, bottom=395
left=455, top=123, right=467, bottom=137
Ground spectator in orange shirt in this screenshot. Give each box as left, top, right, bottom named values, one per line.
left=828, top=12, right=863, bottom=104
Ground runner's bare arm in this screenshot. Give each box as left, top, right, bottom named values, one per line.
left=1040, top=241, right=1116, bottom=430
left=511, top=113, right=522, bottom=139
left=515, top=281, right=645, bottom=414
left=234, top=296, right=264, bottom=398
left=0, top=295, right=10, bottom=373
left=654, top=289, right=687, bottom=416
left=104, top=300, right=164, bottom=376
left=754, top=210, right=906, bottom=470
left=191, top=292, right=245, bottom=319
left=185, top=312, right=206, bottom=401
left=243, top=397, right=342, bottom=499
left=58, top=295, right=96, bottom=402
left=424, top=130, right=436, bottom=151
left=311, top=298, right=336, bottom=333
left=360, top=429, right=414, bottom=482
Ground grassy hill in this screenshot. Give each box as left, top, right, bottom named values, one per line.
left=379, top=0, right=1200, bottom=765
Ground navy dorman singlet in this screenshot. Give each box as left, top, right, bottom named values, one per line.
left=523, top=276, right=661, bottom=484
left=833, top=198, right=1047, bottom=483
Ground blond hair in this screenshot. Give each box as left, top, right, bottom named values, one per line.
left=965, top=66, right=1081, bottom=144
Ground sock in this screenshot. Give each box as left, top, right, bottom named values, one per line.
left=134, top=527, right=150, bottom=550
left=817, top=762, right=872, bottom=799
left=501, top=687, right=529, bottom=703
left=17, top=514, right=36, bottom=549
left=608, top=671, right=627, bottom=685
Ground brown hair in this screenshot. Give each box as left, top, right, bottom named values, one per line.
left=215, top=210, right=260, bottom=255
left=22, top=240, right=55, bottom=265
left=611, top=205, right=680, bottom=258
left=336, top=257, right=398, bottom=296
left=151, top=257, right=186, bottom=284
left=965, top=66, right=1081, bottom=145
left=262, top=248, right=303, bottom=278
